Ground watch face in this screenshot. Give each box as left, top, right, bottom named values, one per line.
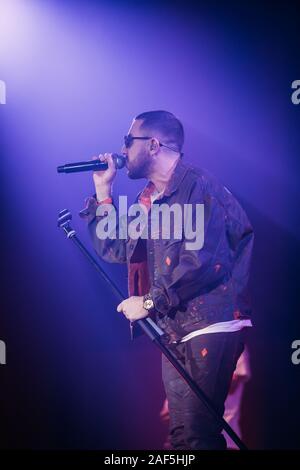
left=144, top=299, right=154, bottom=310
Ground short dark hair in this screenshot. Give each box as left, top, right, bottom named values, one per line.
left=135, top=110, right=184, bottom=152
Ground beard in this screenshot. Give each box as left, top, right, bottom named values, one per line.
left=126, top=149, right=153, bottom=179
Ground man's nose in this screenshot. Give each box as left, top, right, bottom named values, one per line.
left=121, top=144, right=128, bottom=155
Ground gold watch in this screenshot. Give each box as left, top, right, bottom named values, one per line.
left=143, top=293, right=155, bottom=312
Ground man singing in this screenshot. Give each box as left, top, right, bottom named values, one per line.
left=80, top=110, right=254, bottom=450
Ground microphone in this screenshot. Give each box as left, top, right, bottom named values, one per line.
left=57, top=153, right=126, bottom=174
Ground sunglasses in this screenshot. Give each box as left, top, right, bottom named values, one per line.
left=123, top=135, right=152, bottom=148
left=123, top=134, right=181, bottom=156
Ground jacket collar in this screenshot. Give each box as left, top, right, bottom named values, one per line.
left=163, top=158, right=189, bottom=197
left=137, top=158, right=188, bottom=201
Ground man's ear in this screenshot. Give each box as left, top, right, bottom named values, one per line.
left=149, top=138, right=160, bottom=154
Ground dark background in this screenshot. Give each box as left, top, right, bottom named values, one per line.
left=0, top=0, right=300, bottom=449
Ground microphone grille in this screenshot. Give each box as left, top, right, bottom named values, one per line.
left=113, top=154, right=126, bottom=169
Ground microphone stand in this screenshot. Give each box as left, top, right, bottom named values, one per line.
left=58, top=209, right=248, bottom=450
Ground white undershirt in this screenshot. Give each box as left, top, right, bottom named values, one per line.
left=179, top=319, right=252, bottom=343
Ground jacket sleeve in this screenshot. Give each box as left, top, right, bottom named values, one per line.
left=79, top=196, right=127, bottom=264
left=149, top=180, right=254, bottom=316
